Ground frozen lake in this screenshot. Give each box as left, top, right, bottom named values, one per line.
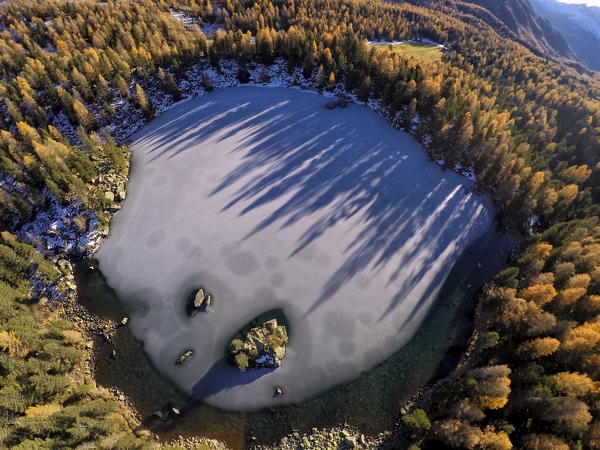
left=96, top=86, right=494, bottom=410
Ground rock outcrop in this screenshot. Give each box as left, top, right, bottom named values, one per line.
left=175, top=349, right=193, bottom=365
left=229, top=319, right=288, bottom=371
left=188, top=287, right=212, bottom=316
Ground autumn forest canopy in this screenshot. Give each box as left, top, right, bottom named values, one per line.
left=2, top=0, right=600, bottom=447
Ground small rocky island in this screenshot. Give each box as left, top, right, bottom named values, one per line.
left=187, top=287, right=212, bottom=316
left=175, top=349, right=193, bottom=366
left=228, top=319, right=288, bottom=372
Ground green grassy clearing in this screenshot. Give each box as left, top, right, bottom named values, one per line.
left=369, top=42, right=444, bottom=62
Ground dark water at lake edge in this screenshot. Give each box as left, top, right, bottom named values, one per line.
left=75, top=226, right=517, bottom=449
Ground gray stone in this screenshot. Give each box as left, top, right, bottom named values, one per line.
left=58, top=259, right=72, bottom=272
left=193, top=288, right=205, bottom=308
left=336, top=97, right=349, bottom=108
left=192, top=288, right=211, bottom=313
left=104, top=191, right=115, bottom=203
left=344, top=436, right=356, bottom=448
left=175, top=349, right=193, bottom=365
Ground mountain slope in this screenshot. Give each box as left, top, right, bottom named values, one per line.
left=531, top=0, right=600, bottom=71
left=458, top=0, right=576, bottom=60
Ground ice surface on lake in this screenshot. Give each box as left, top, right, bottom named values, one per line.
left=96, top=87, right=493, bottom=410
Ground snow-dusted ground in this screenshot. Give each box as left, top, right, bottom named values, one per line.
left=1, top=171, right=101, bottom=259
left=367, top=40, right=405, bottom=45
left=419, top=38, right=447, bottom=49
left=198, top=22, right=222, bottom=37
left=96, top=86, right=494, bottom=410
left=367, top=38, right=447, bottom=49
left=17, top=191, right=102, bottom=256
left=2, top=156, right=101, bottom=302
left=169, top=10, right=200, bottom=30
left=1, top=175, right=101, bottom=301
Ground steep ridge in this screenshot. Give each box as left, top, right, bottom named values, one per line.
left=457, top=0, right=577, bottom=60
left=531, top=0, right=600, bottom=71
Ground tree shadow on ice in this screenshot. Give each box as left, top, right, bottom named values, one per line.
left=136, top=88, right=491, bottom=321
left=191, top=357, right=274, bottom=399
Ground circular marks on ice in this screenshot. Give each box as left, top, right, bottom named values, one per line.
left=176, top=237, right=191, bottom=252
left=337, top=340, right=356, bottom=357
left=146, top=229, right=166, bottom=248
left=358, top=312, right=374, bottom=326
left=185, top=246, right=203, bottom=259
left=323, top=311, right=356, bottom=339
left=315, top=253, right=330, bottom=266
left=96, top=86, right=494, bottom=411
left=226, top=251, right=260, bottom=276
left=265, top=257, right=279, bottom=270
left=220, top=244, right=235, bottom=258
left=354, top=275, right=370, bottom=290
left=295, top=244, right=316, bottom=261
left=151, top=175, right=167, bottom=189
left=270, top=272, right=285, bottom=287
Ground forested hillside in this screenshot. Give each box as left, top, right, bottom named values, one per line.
left=2, top=0, right=600, bottom=447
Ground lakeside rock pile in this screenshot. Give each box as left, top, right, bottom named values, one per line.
left=250, top=426, right=379, bottom=450
left=94, top=156, right=128, bottom=215
left=229, top=319, right=288, bottom=371
left=325, top=97, right=350, bottom=110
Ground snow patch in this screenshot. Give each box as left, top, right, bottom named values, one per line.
left=255, top=354, right=275, bottom=365
left=367, top=40, right=405, bottom=45
left=366, top=38, right=446, bottom=49
left=16, top=188, right=101, bottom=257
left=169, top=9, right=200, bottom=30
left=199, top=22, right=222, bottom=37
